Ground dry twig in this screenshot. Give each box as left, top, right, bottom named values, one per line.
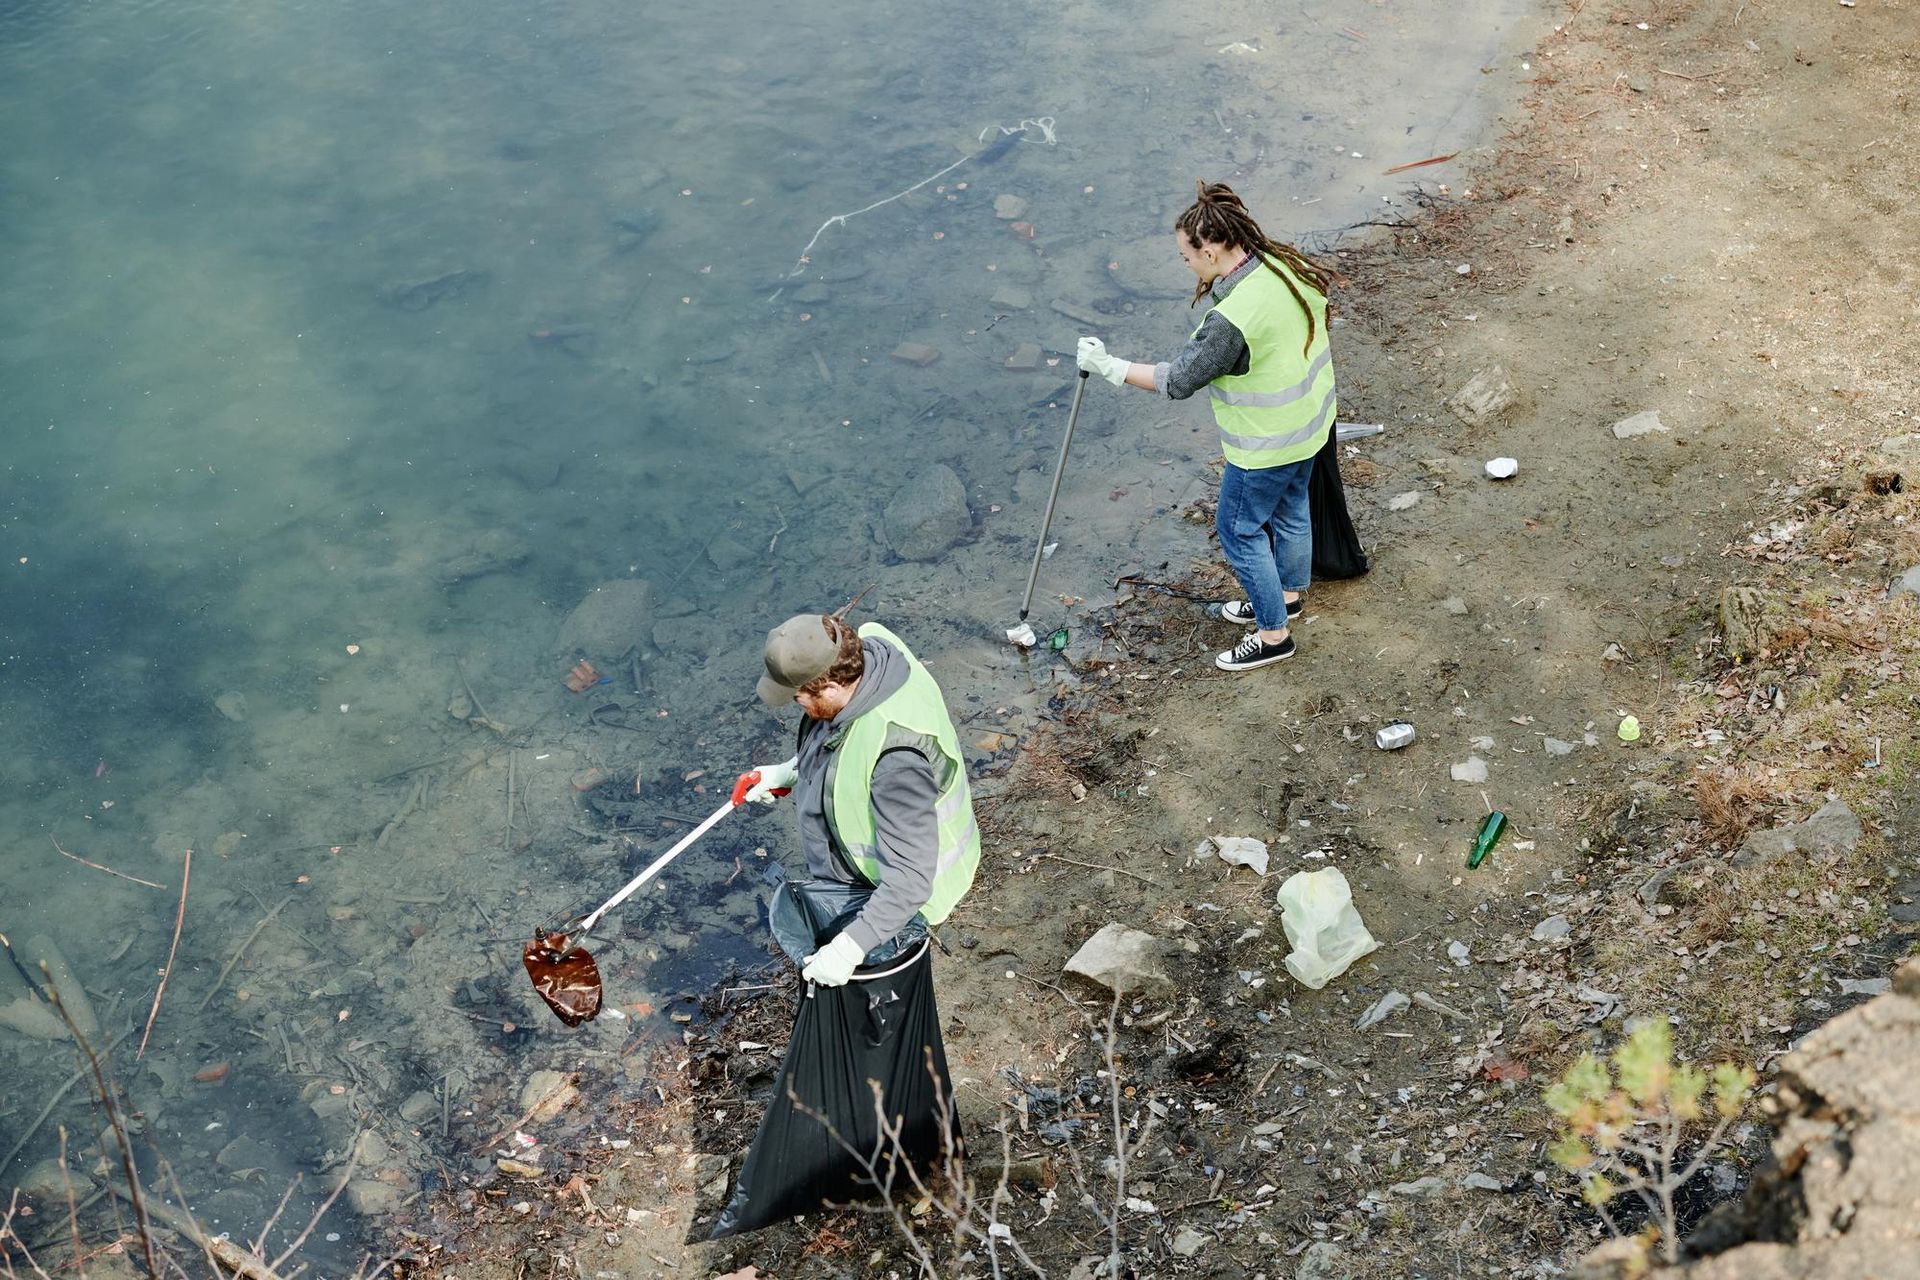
left=49, top=837, right=165, bottom=890
left=137, top=849, right=190, bottom=1060
left=43, top=972, right=161, bottom=1280
left=197, top=894, right=294, bottom=1012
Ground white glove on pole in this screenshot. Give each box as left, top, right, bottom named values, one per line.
left=801, top=931, right=866, bottom=987
left=1076, top=335, right=1130, bottom=387
left=737, top=756, right=798, bottom=805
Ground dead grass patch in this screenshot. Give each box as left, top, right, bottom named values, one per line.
left=1690, top=767, right=1776, bottom=848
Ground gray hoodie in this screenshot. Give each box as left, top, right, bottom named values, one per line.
left=790, top=635, right=944, bottom=954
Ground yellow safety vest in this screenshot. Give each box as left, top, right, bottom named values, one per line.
left=826, top=623, right=981, bottom=925
left=1201, top=256, right=1337, bottom=469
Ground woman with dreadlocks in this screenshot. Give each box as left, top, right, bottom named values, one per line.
left=1077, top=181, right=1339, bottom=673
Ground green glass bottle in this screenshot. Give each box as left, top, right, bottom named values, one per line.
left=1467, top=811, right=1507, bottom=869
left=1048, top=627, right=1070, bottom=651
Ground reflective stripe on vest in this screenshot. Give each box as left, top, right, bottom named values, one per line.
left=826, top=623, right=982, bottom=926
left=1202, top=257, right=1336, bottom=469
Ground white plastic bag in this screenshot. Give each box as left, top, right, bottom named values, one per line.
left=1276, top=867, right=1378, bottom=989
left=1198, top=835, right=1269, bottom=877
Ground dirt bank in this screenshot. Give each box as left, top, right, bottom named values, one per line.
left=378, top=3, right=1919, bottom=1277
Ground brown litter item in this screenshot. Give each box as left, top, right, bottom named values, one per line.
left=521, top=794, right=745, bottom=1026
left=522, top=932, right=603, bottom=1026
left=564, top=659, right=601, bottom=693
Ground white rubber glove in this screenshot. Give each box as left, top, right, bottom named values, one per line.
left=736, top=756, right=798, bottom=805
left=1076, top=335, right=1130, bottom=387
left=800, top=932, right=866, bottom=987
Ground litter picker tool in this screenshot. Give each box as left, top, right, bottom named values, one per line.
left=522, top=771, right=785, bottom=1026
left=1015, top=370, right=1091, bottom=631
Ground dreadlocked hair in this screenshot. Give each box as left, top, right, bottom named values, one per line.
left=1175, top=180, right=1341, bottom=358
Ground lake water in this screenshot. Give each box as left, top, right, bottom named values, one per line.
left=0, top=0, right=1536, bottom=1265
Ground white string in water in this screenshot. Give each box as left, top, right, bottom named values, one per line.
left=778, top=116, right=1061, bottom=287
left=978, top=116, right=1057, bottom=146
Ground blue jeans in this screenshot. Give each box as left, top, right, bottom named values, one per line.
left=1215, top=457, right=1314, bottom=632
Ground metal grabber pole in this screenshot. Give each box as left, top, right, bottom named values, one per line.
left=1018, top=370, right=1092, bottom=623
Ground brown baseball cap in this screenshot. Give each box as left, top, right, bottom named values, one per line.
left=756, top=614, right=840, bottom=707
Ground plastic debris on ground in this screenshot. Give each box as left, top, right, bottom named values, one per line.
left=1355, top=990, right=1410, bottom=1030
left=1005, top=622, right=1037, bottom=648
left=1198, top=835, right=1270, bottom=877
left=1274, top=867, right=1379, bottom=989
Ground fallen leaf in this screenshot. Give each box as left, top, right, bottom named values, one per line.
left=1483, top=1054, right=1530, bottom=1083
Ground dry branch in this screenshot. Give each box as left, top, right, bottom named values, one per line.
left=137, top=849, right=190, bottom=1059
left=50, top=837, right=166, bottom=890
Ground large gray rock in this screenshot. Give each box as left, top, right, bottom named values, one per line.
left=689, top=1152, right=731, bottom=1212
left=883, top=464, right=972, bottom=561
left=1890, top=565, right=1920, bottom=601
left=1637, top=858, right=1710, bottom=909
left=1169, top=1227, right=1209, bottom=1257
left=1063, top=924, right=1173, bottom=995
left=1733, top=798, right=1862, bottom=868
left=1389, top=1176, right=1448, bottom=1197
left=435, top=528, right=529, bottom=586
left=556, top=580, right=652, bottom=660
left=344, top=1178, right=405, bottom=1216
left=15, top=1158, right=95, bottom=1200
left=1295, top=1242, right=1351, bottom=1280
left=1447, top=365, right=1515, bottom=427
left=1611, top=409, right=1668, bottom=439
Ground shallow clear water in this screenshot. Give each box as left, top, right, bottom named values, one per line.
left=0, top=0, right=1535, bottom=1259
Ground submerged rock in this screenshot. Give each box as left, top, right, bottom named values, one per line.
left=436, top=528, right=529, bottom=586
left=344, top=1179, right=405, bottom=1216
left=556, top=580, right=653, bottom=661
left=883, top=464, right=972, bottom=561
left=16, top=1158, right=94, bottom=1201
left=519, top=1069, right=579, bottom=1122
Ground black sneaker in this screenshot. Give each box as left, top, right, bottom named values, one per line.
left=1207, top=597, right=1303, bottom=624
left=1215, top=632, right=1296, bottom=671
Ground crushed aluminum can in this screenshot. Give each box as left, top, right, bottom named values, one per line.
left=1374, top=722, right=1416, bottom=751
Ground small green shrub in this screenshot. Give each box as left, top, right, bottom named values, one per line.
left=1545, top=1020, right=1755, bottom=1264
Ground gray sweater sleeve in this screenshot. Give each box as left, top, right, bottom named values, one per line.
left=841, top=746, right=942, bottom=954
left=1153, top=308, right=1251, bottom=400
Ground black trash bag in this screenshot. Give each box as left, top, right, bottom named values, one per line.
left=1310, top=428, right=1370, bottom=580
left=709, top=883, right=956, bottom=1239
left=764, top=872, right=927, bottom=970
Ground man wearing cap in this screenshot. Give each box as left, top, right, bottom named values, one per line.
left=735, top=613, right=982, bottom=987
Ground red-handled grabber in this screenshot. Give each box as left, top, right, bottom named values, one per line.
left=523, top=777, right=781, bottom=1026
